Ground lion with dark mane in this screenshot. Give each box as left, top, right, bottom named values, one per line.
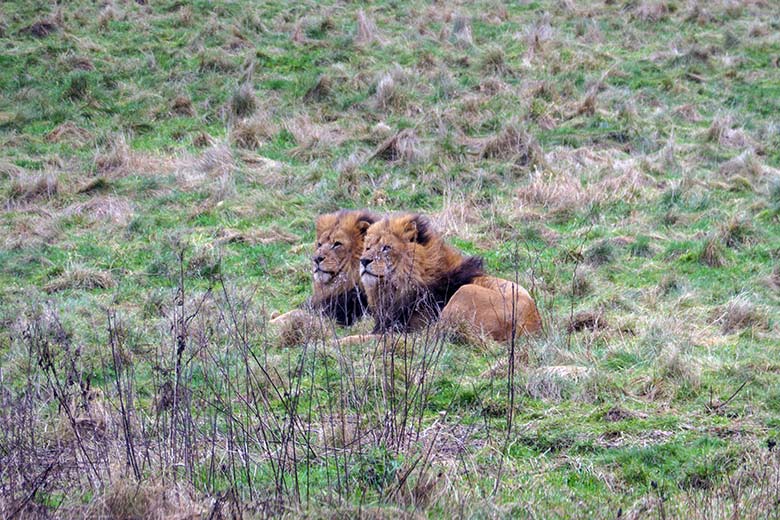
left=351, top=213, right=541, bottom=343
left=271, top=210, right=377, bottom=331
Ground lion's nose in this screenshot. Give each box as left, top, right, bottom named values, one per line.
left=360, top=258, right=372, bottom=267
left=313, top=255, right=324, bottom=264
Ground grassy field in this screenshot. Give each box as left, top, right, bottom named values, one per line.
left=1, top=0, right=779, bottom=517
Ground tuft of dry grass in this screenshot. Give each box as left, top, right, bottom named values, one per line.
left=371, top=128, right=424, bottom=163
left=285, top=115, right=345, bottom=159
left=480, top=46, right=507, bottom=74
left=44, top=266, right=116, bottom=293
left=719, top=150, right=764, bottom=178
left=699, top=235, right=727, bottom=267
left=230, top=83, right=257, bottom=118
left=526, top=365, right=595, bottom=401
left=62, top=195, right=134, bottom=226
left=450, top=14, right=473, bottom=48
left=304, top=74, right=333, bottom=102
left=633, top=1, right=671, bottom=22
left=355, top=9, right=380, bottom=45
left=46, top=122, right=92, bottom=146
left=374, top=72, right=405, bottom=111
left=170, top=95, right=195, bottom=117
left=712, top=296, right=768, bottom=334
left=216, top=226, right=298, bottom=246
left=7, top=172, right=59, bottom=204
left=568, top=310, right=608, bottom=333
left=471, top=121, right=544, bottom=168
left=94, top=479, right=205, bottom=520
left=230, top=113, right=277, bottom=149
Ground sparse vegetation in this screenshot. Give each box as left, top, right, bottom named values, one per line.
left=1, top=0, right=779, bottom=518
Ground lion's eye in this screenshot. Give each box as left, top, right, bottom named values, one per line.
left=316, top=242, right=322, bottom=248
left=332, top=241, right=342, bottom=249
left=381, top=245, right=391, bottom=253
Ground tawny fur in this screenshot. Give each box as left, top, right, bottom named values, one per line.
left=359, top=213, right=484, bottom=333
left=345, top=213, right=541, bottom=344
left=271, top=210, right=376, bottom=332
left=440, top=275, right=542, bottom=342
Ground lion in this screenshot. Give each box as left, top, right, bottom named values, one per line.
left=340, top=213, right=541, bottom=345
left=270, top=210, right=377, bottom=335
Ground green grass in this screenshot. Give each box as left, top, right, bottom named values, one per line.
left=1, top=0, right=780, bottom=518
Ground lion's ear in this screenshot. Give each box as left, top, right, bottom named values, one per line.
left=402, top=219, right=418, bottom=242
left=356, top=219, right=371, bottom=236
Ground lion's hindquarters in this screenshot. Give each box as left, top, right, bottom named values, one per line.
left=441, top=277, right=541, bottom=342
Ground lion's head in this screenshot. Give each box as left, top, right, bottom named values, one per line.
left=311, top=210, right=377, bottom=325
left=359, top=214, right=484, bottom=331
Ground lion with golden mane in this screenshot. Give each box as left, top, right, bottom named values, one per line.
left=355, top=213, right=541, bottom=342
left=271, top=209, right=377, bottom=330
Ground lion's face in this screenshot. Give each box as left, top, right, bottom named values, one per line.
left=359, top=215, right=422, bottom=291
left=313, top=211, right=374, bottom=292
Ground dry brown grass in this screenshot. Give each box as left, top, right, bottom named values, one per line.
left=62, top=195, right=134, bottom=226
left=450, top=14, right=473, bottom=48
left=216, top=226, right=298, bottom=246
left=355, top=9, right=381, bottom=45
left=699, top=235, right=727, bottom=267
left=170, top=94, right=195, bottom=117
left=285, top=114, right=345, bottom=159
left=468, top=121, right=544, bottom=168
left=230, top=113, right=278, bottom=149
left=7, top=172, right=59, bottom=204
left=92, top=478, right=205, bottom=520
left=517, top=149, right=653, bottom=216
left=44, top=266, right=116, bottom=293
left=46, top=122, right=92, bottom=146
left=371, top=128, right=424, bottom=163
left=719, top=150, right=767, bottom=179
left=712, top=296, right=768, bottom=334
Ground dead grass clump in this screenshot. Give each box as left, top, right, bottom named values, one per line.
left=46, top=122, right=92, bottom=146
left=216, top=227, right=298, bottom=246
left=473, top=122, right=544, bottom=168
left=718, top=213, right=754, bottom=248
left=522, top=15, right=555, bottom=56
left=371, top=129, right=424, bottom=163
left=304, top=74, right=332, bottom=102
left=719, top=150, right=765, bottom=178
left=98, top=5, right=119, bottom=29
left=230, top=83, right=257, bottom=118
left=44, top=267, right=116, bottom=293
left=374, top=73, right=405, bottom=111
left=0, top=159, right=26, bottom=179
left=196, top=144, right=236, bottom=201
left=170, top=95, right=195, bottom=117
left=98, top=479, right=204, bottom=520
left=567, top=310, right=608, bottom=333
left=699, top=235, right=727, bottom=267
left=94, top=134, right=130, bottom=174
left=584, top=239, right=616, bottom=266
left=7, top=172, right=59, bottom=204
left=63, top=196, right=134, bottom=226
left=285, top=115, right=345, bottom=159
left=656, top=344, right=700, bottom=391
left=20, top=19, right=59, bottom=38
left=706, top=116, right=756, bottom=149
left=712, top=296, right=768, bottom=334
left=480, top=46, right=507, bottom=74
left=526, top=365, right=595, bottom=401
left=570, top=268, right=593, bottom=297
left=451, top=14, right=473, bottom=48
left=633, top=1, right=671, bottom=22
left=230, top=114, right=277, bottom=149
left=355, top=9, right=381, bottom=45
left=198, top=50, right=237, bottom=73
